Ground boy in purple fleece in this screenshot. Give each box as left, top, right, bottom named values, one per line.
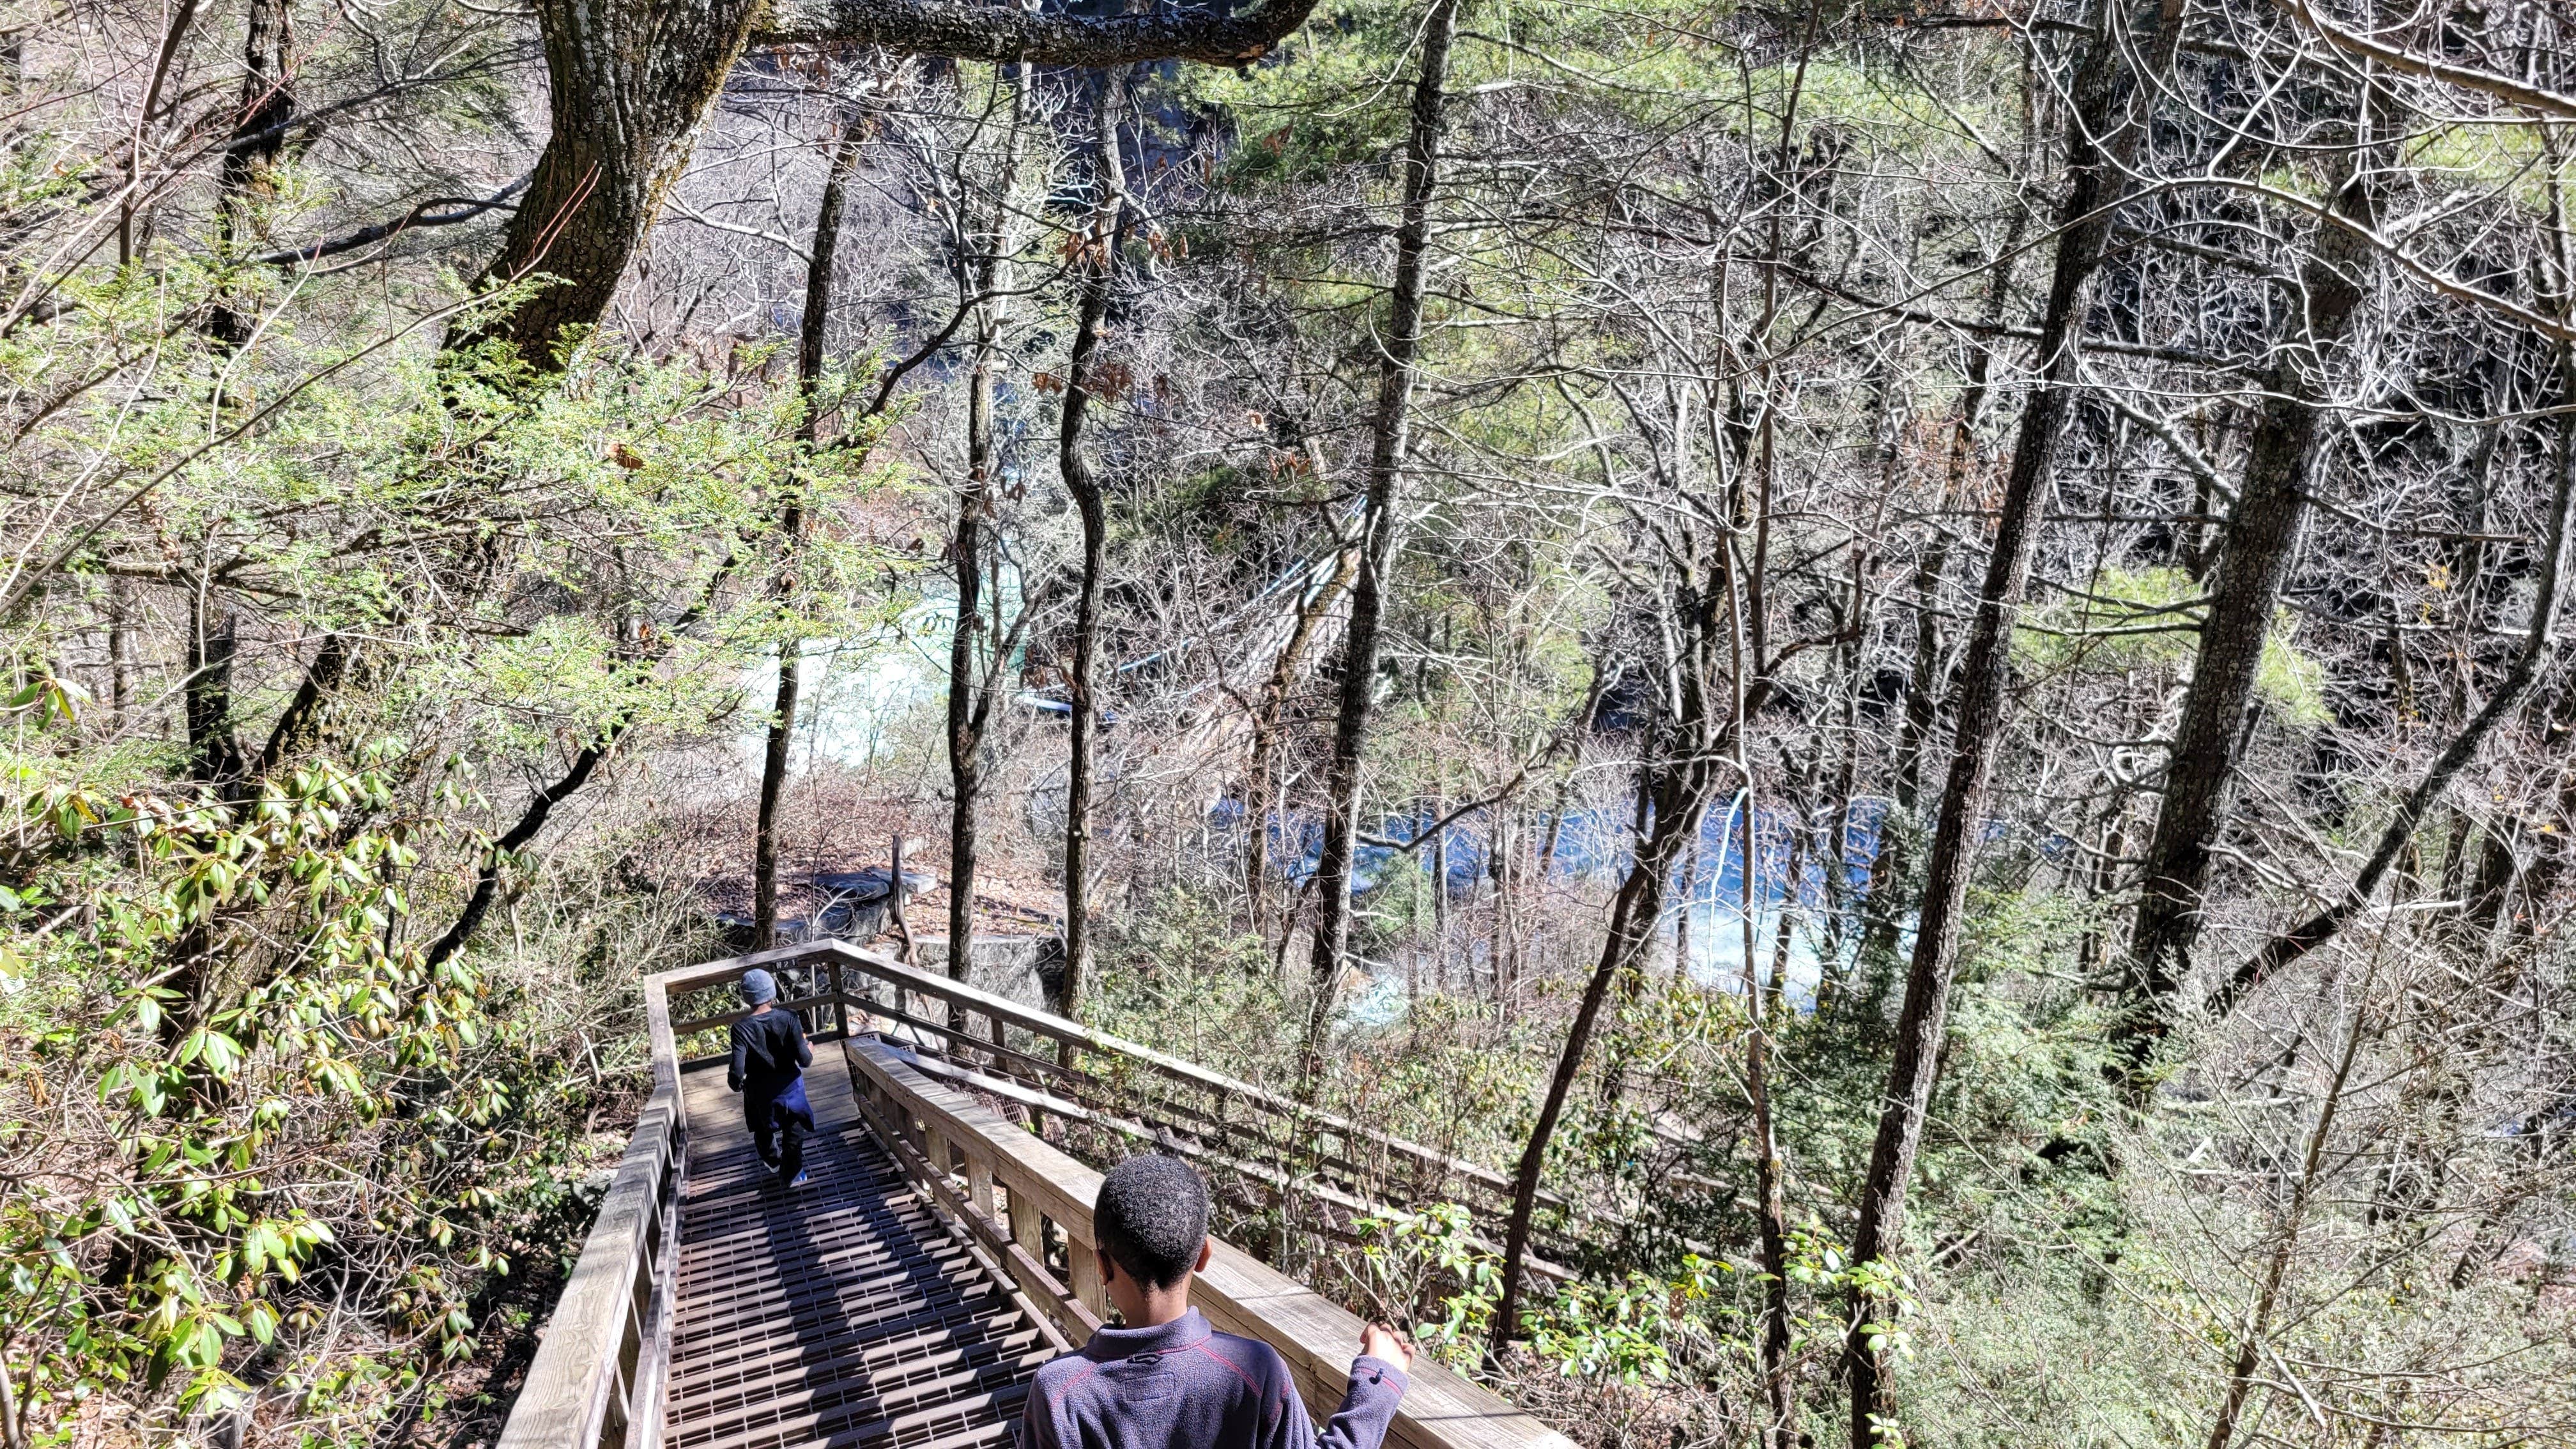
left=1017, top=1154, right=1414, bottom=1449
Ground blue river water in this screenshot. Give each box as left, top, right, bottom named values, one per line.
left=1218, top=791, right=1904, bottom=1006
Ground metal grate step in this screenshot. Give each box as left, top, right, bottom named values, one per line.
left=667, top=1066, right=1045, bottom=1449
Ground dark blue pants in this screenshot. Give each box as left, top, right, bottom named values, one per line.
left=744, top=1075, right=814, bottom=1184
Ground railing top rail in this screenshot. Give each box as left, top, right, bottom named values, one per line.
left=847, top=1035, right=1575, bottom=1449
left=493, top=958, right=686, bottom=1449
left=654, top=939, right=1527, bottom=1199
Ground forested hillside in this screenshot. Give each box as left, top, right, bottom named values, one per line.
left=4, top=0, right=2575, bottom=1443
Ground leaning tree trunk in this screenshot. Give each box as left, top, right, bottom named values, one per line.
left=448, top=0, right=1329, bottom=360
left=1245, top=546, right=1357, bottom=946
left=2115, top=135, right=2383, bottom=1092
left=1303, top=0, right=1458, bottom=1069
left=753, top=116, right=864, bottom=949
left=1489, top=550, right=1736, bottom=1355
left=1057, top=76, right=1129, bottom=1022
left=1844, top=3, right=2168, bottom=1441
left=1859, top=208, right=2024, bottom=969
left=2210, top=348, right=2576, bottom=1017
left=2506, top=678, right=2576, bottom=932
left=2202, top=985, right=2368, bottom=1449
left=456, top=0, right=1326, bottom=360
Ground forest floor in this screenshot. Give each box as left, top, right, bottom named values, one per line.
left=648, top=769, right=1066, bottom=942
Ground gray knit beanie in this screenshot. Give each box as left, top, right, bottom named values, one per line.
left=739, top=968, right=778, bottom=1006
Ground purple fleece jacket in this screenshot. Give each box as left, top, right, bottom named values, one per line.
left=1015, top=1308, right=1408, bottom=1449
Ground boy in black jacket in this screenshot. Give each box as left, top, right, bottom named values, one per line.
left=726, top=967, right=814, bottom=1187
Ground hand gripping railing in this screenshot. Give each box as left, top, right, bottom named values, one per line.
left=496, top=939, right=1579, bottom=1449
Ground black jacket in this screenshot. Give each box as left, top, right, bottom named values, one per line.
left=728, top=1008, right=811, bottom=1094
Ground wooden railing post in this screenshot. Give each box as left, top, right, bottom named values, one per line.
left=1067, top=1228, right=1108, bottom=1319
left=1008, top=1184, right=1042, bottom=1258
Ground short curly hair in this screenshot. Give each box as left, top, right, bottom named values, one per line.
left=1093, top=1154, right=1209, bottom=1290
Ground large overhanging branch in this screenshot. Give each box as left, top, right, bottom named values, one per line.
left=2272, top=0, right=2576, bottom=120
left=755, top=0, right=1324, bottom=65
left=2188, top=172, right=2576, bottom=344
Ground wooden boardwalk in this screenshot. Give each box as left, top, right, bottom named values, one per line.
left=664, top=1064, right=1050, bottom=1449
left=493, top=944, right=1572, bottom=1449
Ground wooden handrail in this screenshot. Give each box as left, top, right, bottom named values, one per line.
left=498, top=941, right=1580, bottom=1449
left=827, top=942, right=1535, bottom=1197
left=493, top=956, right=687, bottom=1449
left=845, top=1034, right=1575, bottom=1449
left=879, top=1033, right=1576, bottom=1281
left=843, top=1037, right=1110, bottom=1346
left=691, top=939, right=1570, bottom=1218
left=817, top=940, right=1584, bottom=1266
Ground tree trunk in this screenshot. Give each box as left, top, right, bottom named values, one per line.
left=1858, top=525, right=1947, bottom=970
left=2460, top=824, right=2518, bottom=939
left=257, top=632, right=352, bottom=774
left=758, top=0, right=1327, bottom=64
left=1671, top=833, right=1700, bottom=977
left=1431, top=770, right=1451, bottom=989
left=1821, top=537, right=1872, bottom=963
left=423, top=735, right=617, bottom=970
left=107, top=579, right=132, bottom=727
left=2117, top=135, right=2384, bottom=1091
left=185, top=595, right=245, bottom=792
left=1844, top=5, right=2163, bottom=1440
left=948, top=72, right=1030, bottom=988
left=121, top=0, right=202, bottom=267
left=1057, top=75, right=1129, bottom=1022
left=1303, top=0, right=1458, bottom=1068
left=457, top=0, right=772, bottom=358
left=2506, top=680, right=2576, bottom=932
left=1490, top=553, right=1737, bottom=1354
left=208, top=0, right=293, bottom=348
left=753, top=117, right=863, bottom=950
left=1246, top=546, right=1357, bottom=946
left=458, top=0, right=1324, bottom=360
left=2211, top=351, right=2576, bottom=1017
left=1747, top=785, right=1800, bottom=1449
left=1485, top=779, right=1684, bottom=1351
left=751, top=638, right=802, bottom=950
left=1860, top=213, right=2023, bottom=968
left=2204, top=983, right=2368, bottom=1449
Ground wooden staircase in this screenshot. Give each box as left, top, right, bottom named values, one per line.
left=491, top=941, right=1575, bottom=1449
left=661, top=1068, right=1048, bottom=1449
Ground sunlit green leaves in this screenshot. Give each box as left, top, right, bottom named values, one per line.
left=6, top=756, right=494, bottom=1422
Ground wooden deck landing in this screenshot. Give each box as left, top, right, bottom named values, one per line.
left=665, top=1062, right=1049, bottom=1449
